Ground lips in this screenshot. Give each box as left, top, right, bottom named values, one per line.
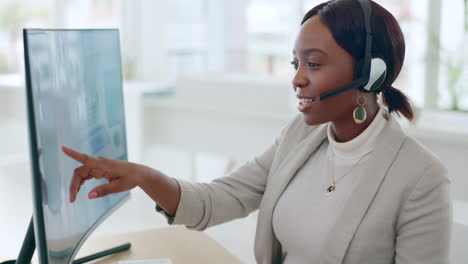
left=297, top=95, right=316, bottom=112
left=296, top=95, right=316, bottom=100
left=298, top=99, right=315, bottom=112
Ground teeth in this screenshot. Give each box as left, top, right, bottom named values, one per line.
left=300, top=98, right=314, bottom=104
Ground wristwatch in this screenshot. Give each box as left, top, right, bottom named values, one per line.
left=155, top=204, right=175, bottom=224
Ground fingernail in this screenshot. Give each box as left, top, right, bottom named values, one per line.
left=89, top=192, right=98, bottom=199
left=70, top=189, right=75, bottom=203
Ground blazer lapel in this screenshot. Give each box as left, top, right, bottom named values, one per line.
left=319, top=111, right=407, bottom=264
left=269, top=124, right=329, bottom=201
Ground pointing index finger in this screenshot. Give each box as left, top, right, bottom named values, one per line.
left=62, top=146, right=100, bottom=169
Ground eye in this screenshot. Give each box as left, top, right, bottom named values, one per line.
left=290, top=60, right=299, bottom=70
left=308, top=62, right=321, bottom=69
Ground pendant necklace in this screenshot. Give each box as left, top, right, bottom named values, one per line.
left=325, top=149, right=372, bottom=196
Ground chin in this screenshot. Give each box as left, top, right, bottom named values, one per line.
left=301, top=112, right=326, bottom=126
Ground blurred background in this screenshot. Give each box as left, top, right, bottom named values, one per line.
left=0, top=0, right=467, bottom=263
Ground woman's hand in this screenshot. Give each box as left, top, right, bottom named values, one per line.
left=62, top=145, right=150, bottom=203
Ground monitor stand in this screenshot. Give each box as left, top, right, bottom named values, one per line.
left=1, top=217, right=131, bottom=264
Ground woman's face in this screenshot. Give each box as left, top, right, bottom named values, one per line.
left=292, top=15, right=358, bottom=126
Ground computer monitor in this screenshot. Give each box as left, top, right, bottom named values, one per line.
left=23, top=29, right=130, bottom=264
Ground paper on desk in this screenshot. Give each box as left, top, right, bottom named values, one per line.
left=118, top=259, right=172, bottom=264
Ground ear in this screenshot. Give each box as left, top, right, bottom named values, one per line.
left=363, top=58, right=387, bottom=92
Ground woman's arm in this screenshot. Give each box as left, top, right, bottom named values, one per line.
left=156, top=114, right=302, bottom=230
left=395, top=163, right=452, bottom=264
left=63, top=113, right=301, bottom=230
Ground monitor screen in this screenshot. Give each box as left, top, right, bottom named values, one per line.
left=23, top=29, right=129, bottom=264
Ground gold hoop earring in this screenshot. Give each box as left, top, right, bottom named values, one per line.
left=353, top=94, right=367, bottom=124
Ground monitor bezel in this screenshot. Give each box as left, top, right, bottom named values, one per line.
left=23, top=28, right=130, bottom=264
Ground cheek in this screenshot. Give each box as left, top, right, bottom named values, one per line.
left=317, top=65, right=354, bottom=90
left=308, top=68, right=348, bottom=95
left=301, top=68, right=357, bottom=125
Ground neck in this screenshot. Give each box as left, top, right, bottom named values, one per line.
left=331, top=99, right=380, bottom=143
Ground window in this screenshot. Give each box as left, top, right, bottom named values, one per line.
left=437, top=0, right=467, bottom=110
left=245, top=0, right=468, bottom=111
left=0, top=0, right=466, bottom=111
left=0, top=0, right=123, bottom=80
left=246, top=0, right=297, bottom=79
left=0, top=0, right=53, bottom=75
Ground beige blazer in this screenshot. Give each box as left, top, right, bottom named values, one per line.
left=161, top=109, right=452, bottom=264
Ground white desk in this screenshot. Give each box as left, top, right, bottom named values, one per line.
left=76, top=226, right=243, bottom=264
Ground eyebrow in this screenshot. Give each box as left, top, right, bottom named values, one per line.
left=293, top=48, right=328, bottom=56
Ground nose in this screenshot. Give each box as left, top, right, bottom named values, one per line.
left=292, top=67, right=309, bottom=93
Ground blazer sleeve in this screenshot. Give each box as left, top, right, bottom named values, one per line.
left=395, top=162, right=453, bottom=264
left=155, top=114, right=300, bottom=230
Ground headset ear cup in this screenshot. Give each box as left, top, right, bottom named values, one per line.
left=371, top=70, right=386, bottom=91
left=366, top=58, right=387, bottom=92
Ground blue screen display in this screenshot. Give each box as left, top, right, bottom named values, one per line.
left=24, top=29, right=129, bottom=264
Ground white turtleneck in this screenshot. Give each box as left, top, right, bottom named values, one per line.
left=272, top=106, right=387, bottom=263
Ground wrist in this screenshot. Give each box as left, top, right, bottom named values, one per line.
left=138, top=165, right=161, bottom=188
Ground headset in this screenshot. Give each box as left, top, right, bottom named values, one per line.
left=300, top=0, right=388, bottom=101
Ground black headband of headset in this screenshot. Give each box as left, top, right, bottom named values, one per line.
left=318, top=0, right=374, bottom=101
left=357, top=0, right=373, bottom=85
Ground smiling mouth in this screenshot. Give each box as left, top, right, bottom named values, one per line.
left=299, top=98, right=315, bottom=104
left=297, top=98, right=316, bottom=112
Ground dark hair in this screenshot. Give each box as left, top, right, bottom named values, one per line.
left=302, top=0, right=414, bottom=121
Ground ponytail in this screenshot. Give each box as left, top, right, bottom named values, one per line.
left=381, top=86, right=414, bottom=121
